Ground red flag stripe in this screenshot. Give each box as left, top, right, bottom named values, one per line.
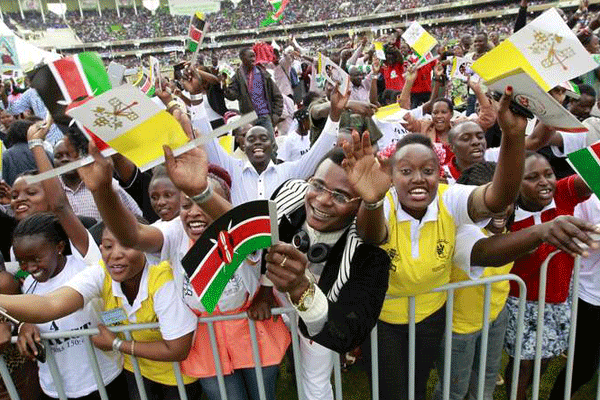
left=189, top=27, right=202, bottom=42
left=591, top=142, right=600, bottom=159
left=190, top=218, right=271, bottom=294
left=50, top=58, right=91, bottom=103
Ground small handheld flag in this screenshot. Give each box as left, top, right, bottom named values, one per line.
left=260, top=0, right=290, bottom=27
left=567, top=141, right=600, bottom=198
left=402, top=22, right=437, bottom=57
left=132, top=67, right=155, bottom=97
left=472, top=8, right=596, bottom=92
left=187, top=12, right=207, bottom=54
left=182, top=200, right=279, bottom=313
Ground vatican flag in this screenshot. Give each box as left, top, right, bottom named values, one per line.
left=402, top=22, right=437, bottom=57
left=472, top=8, right=596, bottom=92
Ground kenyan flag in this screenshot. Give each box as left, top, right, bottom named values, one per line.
left=28, top=52, right=113, bottom=151
left=187, top=12, right=207, bottom=53
left=260, top=0, right=289, bottom=27
left=181, top=200, right=279, bottom=313
left=567, top=141, right=600, bottom=198
left=132, top=67, right=155, bottom=97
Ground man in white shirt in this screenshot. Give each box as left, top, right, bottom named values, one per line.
left=195, top=85, right=351, bottom=205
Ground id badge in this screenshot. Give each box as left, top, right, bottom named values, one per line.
left=100, top=308, right=128, bottom=326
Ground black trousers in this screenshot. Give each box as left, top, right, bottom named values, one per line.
left=124, top=370, right=203, bottom=400
left=548, top=297, right=600, bottom=400
left=362, top=305, right=446, bottom=400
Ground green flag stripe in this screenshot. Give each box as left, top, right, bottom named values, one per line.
left=201, top=235, right=272, bottom=311
left=78, top=52, right=111, bottom=94
left=187, top=41, right=198, bottom=52
left=568, top=148, right=600, bottom=196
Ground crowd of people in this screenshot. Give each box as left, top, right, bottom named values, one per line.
left=6, top=0, right=543, bottom=44
left=0, top=0, right=600, bottom=399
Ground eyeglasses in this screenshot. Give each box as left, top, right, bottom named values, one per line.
left=307, top=178, right=361, bottom=205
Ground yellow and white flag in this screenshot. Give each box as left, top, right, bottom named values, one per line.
left=473, top=8, right=596, bottom=92
left=402, top=22, right=437, bottom=57
left=374, top=42, right=386, bottom=60
left=66, top=84, right=189, bottom=170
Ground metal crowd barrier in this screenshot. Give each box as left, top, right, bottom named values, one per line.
left=0, top=256, right=596, bottom=400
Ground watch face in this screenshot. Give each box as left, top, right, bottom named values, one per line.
left=299, top=293, right=315, bottom=311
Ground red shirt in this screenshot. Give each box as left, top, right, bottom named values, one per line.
left=411, top=60, right=436, bottom=94
left=381, top=62, right=405, bottom=91
left=509, top=175, right=590, bottom=303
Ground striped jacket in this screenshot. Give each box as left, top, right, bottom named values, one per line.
left=266, top=179, right=391, bottom=352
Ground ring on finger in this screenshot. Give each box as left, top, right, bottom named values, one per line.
left=280, top=255, right=287, bottom=267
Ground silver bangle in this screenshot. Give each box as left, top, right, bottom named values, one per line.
left=190, top=184, right=213, bottom=205
left=28, top=139, right=44, bottom=150
left=112, top=337, right=123, bottom=352
left=363, top=197, right=385, bottom=210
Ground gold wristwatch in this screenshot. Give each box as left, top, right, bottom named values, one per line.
left=288, top=278, right=315, bottom=312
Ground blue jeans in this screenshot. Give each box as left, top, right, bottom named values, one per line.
left=199, top=365, right=279, bottom=400
left=434, top=305, right=509, bottom=400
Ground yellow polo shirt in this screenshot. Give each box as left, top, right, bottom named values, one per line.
left=380, top=184, right=458, bottom=324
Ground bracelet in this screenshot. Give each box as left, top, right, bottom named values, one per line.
left=17, top=322, right=24, bottom=335
left=112, top=337, right=123, bottom=352
left=131, top=340, right=135, bottom=357
left=363, top=197, right=385, bottom=210
left=28, top=139, right=44, bottom=150
left=166, top=100, right=180, bottom=112
left=190, top=184, right=213, bottom=205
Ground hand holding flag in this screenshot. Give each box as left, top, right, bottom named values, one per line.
left=182, top=200, right=279, bottom=313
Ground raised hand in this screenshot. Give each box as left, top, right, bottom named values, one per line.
left=341, top=130, right=391, bottom=203
left=330, top=81, right=352, bottom=121
left=76, top=142, right=114, bottom=193
left=496, top=86, right=528, bottom=138
left=163, top=145, right=209, bottom=198
left=26, top=114, right=52, bottom=141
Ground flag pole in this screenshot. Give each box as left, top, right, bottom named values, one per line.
left=77, top=0, right=83, bottom=18
left=97, top=0, right=102, bottom=16
left=16, top=0, right=24, bottom=20
left=133, top=0, right=137, bottom=15
left=115, top=0, right=120, bottom=18
left=37, top=0, right=46, bottom=23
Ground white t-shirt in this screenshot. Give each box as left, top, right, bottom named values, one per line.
left=278, top=130, right=311, bottom=162
left=23, top=254, right=122, bottom=398
left=65, top=261, right=197, bottom=341
left=574, top=196, right=600, bottom=306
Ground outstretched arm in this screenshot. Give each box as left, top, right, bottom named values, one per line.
left=0, top=287, right=84, bottom=324
left=472, top=215, right=600, bottom=265
left=77, top=143, right=164, bottom=253
left=468, top=86, right=527, bottom=221
left=27, top=121, right=90, bottom=258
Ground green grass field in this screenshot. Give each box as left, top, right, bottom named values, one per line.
left=274, top=353, right=599, bottom=399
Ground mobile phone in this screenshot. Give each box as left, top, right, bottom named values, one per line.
left=490, top=91, right=534, bottom=119
left=32, top=341, right=46, bottom=363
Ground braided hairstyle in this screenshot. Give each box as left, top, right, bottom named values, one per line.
left=13, top=212, right=70, bottom=254
left=456, top=161, right=496, bottom=186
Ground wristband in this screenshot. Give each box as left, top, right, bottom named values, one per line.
left=190, top=184, right=213, bottom=205
left=363, top=197, right=385, bottom=210
left=166, top=100, right=180, bottom=112
left=28, top=139, right=44, bottom=150
left=112, top=337, right=123, bottom=352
